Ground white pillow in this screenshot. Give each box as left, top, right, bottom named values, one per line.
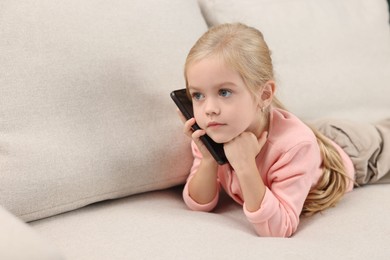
left=0, top=0, right=207, bottom=221
left=198, top=0, right=390, bottom=122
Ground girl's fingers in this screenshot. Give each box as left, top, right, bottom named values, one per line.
left=183, top=117, right=196, bottom=137
left=176, top=109, right=196, bottom=137
left=176, top=111, right=209, bottom=155
left=192, top=129, right=211, bottom=157
left=192, top=129, right=206, bottom=140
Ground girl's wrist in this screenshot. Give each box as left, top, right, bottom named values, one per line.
left=197, top=157, right=219, bottom=182
left=201, top=155, right=218, bottom=167
left=234, top=161, right=265, bottom=212
left=231, top=158, right=257, bottom=175
left=204, top=155, right=217, bottom=163
left=188, top=156, right=219, bottom=204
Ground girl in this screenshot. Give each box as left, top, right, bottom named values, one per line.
left=178, top=23, right=389, bottom=237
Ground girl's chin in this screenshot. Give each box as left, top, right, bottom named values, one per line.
left=207, top=133, right=235, bottom=144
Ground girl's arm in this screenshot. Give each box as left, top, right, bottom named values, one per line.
left=224, top=131, right=268, bottom=212
left=225, top=131, right=319, bottom=237
left=243, top=141, right=320, bottom=237
left=233, top=160, right=266, bottom=212
left=180, top=115, right=220, bottom=210
left=187, top=156, right=219, bottom=204
left=183, top=142, right=220, bottom=211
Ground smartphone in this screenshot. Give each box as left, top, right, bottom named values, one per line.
left=170, top=88, right=228, bottom=165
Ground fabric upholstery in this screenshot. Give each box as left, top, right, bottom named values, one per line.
left=0, top=0, right=207, bottom=222
left=198, top=0, right=390, bottom=122
left=30, top=185, right=390, bottom=259
left=0, top=206, right=63, bottom=259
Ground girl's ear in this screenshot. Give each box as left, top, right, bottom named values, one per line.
left=259, top=80, right=276, bottom=108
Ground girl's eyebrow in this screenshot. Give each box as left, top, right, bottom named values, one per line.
left=220, top=82, right=238, bottom=88
left=187, top=86, right=200, bottom=91
left=188, top=82, right=237, bottom=92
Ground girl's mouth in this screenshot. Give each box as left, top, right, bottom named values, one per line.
left=207, top=122, right=226, bottom=129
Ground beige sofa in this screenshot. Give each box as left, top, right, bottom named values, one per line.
left=1, top=0, right=390, bottom=259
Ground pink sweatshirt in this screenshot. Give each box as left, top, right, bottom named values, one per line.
left=183, top=108, right=354, bottom=237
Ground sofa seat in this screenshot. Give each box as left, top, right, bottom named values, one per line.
left=30, top=185, right=390, bottom=259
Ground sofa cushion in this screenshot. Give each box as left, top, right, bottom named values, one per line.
left=30, top=186, right=390, bottom=259
left=198, top=0, right=390, bottom=122
left=0, top=0, right=207, bottom=221
left=0, top=206, right=63, bottom=259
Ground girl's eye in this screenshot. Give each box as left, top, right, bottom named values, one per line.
left=192, top=92, right=205, bottom=101
left=219, top=89, right=232, bottom=97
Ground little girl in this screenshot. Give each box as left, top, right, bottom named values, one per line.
left=178, top=23, right=390, bottom=237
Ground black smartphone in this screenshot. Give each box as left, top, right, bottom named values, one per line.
left=170, top=88, right=228, bottom=165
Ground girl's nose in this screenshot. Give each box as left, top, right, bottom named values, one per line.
left=205, top=99, right=220, bottom=116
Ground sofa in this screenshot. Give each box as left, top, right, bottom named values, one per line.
left=1, top=0, right=390, bottom=259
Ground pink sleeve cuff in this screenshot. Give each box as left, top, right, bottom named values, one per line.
left=243, top=188, right=278, bottom=223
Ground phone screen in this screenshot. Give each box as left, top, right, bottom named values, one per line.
left=170, top=89, right=228, bottom=165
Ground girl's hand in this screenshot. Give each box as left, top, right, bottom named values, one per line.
left=177, top=109, right=214, bottom=161
left=224, top=131, right=268, bottom=172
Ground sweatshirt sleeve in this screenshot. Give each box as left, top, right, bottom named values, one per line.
left=182, top=141, right=220, bottom=212
left=243, top=141, right=321, bottom=237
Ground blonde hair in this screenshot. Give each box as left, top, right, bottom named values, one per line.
left=184, top=23, right=351, bottom=216
left=301, top=126, right=352, bottom=216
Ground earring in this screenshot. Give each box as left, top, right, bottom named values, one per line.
left=261, top=106, right=265, bottom=112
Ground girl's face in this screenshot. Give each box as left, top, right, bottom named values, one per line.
left=186, top=57, right=263, bottom=143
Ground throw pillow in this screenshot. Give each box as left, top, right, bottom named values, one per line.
left=0, top=0, right=207, bottom=221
